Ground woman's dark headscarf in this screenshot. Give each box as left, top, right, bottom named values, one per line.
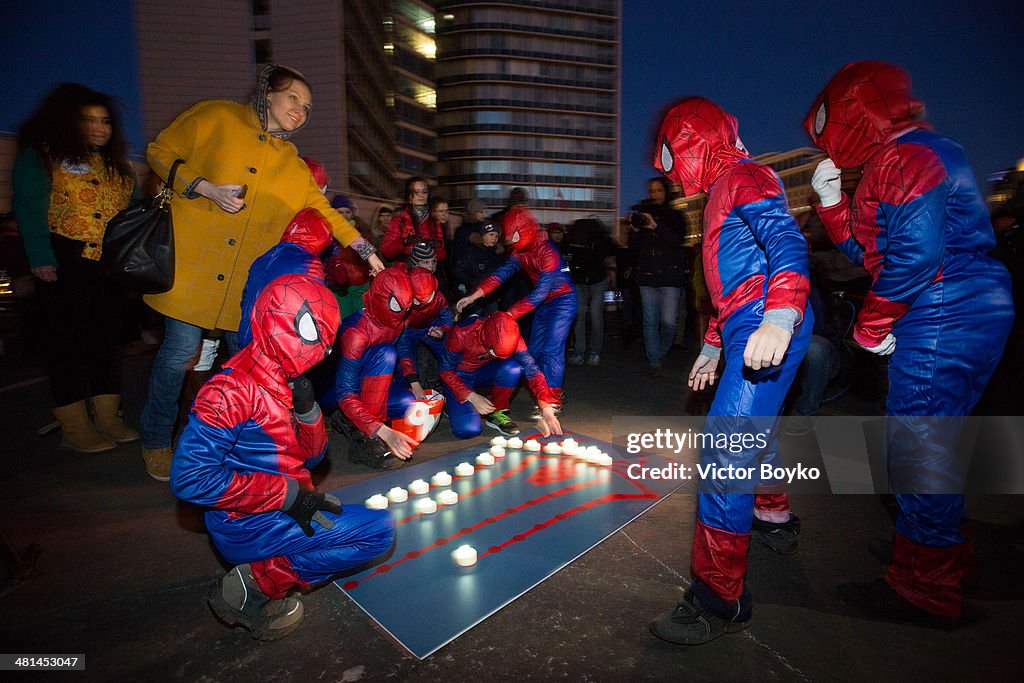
left=252, top=64, right=312, bottom=140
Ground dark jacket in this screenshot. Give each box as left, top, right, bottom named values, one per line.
left=628, top=203, right=688, bottom=287
left=564, top=219, right=614, bottom=285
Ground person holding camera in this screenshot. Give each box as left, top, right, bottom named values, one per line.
left=628, top=177, right=689, bottom=376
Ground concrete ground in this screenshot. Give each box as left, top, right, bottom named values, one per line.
left=1, top=304, right=1022, bottom=681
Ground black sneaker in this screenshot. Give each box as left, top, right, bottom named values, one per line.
left=207, top=565, right=304, bottom=641
left=485, top=409, right=520, bottom=436
left=837, top=579, right=959, bottom=630
left=649, top=588, right=749, bottom=645
left=349, top=435, right=404, bottom=470
left=751, top=513, right=801, bottom=555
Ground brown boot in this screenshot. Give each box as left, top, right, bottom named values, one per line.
left=142, top=447, right=173, bottom=482
left=90, top=394, right=139, bottom=443
left=53, top=401, right=116, bottom=453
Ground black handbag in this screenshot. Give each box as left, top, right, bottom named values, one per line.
left=101, top=159, right=182, bottom=294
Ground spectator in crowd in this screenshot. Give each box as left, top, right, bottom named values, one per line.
left=451, top=220, right=505, bottom=316
left=451, top=198, right=488, bottom=259
left=381, top=177, right=446, bottom=263
left=14, top=83, right=139, bottom=453
left=629, top=177, right=688, bottom=376
left=565, top=218, right=616, bottom=366
left=138, top=64, right=382, bottom=481
left=368, top=205, right=392, bottom=254
left=547, top=222, right=566, bottom=250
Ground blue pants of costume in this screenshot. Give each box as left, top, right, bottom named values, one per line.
left=441, top=359, right=523, bottom=438
left=205, top=504, right=394, bottom=597
left=528, top=293, right=577, bottom=393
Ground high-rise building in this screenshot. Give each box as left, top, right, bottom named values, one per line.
left=434, top=0, right=620, bottom=226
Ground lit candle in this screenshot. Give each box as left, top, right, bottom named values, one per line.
left=455, top=462, right=475, bottom=477
left=364, top=494, right=389, bottom=510
left=436, top=489, right=459, bottom=506
left=490, top=436, right=508, bottom=447
left=431, top=471, right=453, bottom=487
left=476, top=452, right=495, bottom=466
left=489, top=445, right=506, bottom=458
left=561, top=443, right=578, bottom=456
left=596, top=454, right=613, bottom=467
left=585, top=445, right=602, bottom=458
left=507, top=436, right=524, bottom=449
left=451, top=544, right=477, bottom=567
left=414, top=498, right=437, bottom=514
left=524, top=439, right=542, bottom=451
left=387, top=487, right=408, bottom=503
left=543, top=442, right=562, bottom=455
left=561, top=438, right=578, bottom=450
left=408, top=479, right=430, bottom=495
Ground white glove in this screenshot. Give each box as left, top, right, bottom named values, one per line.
left=863, top=333, right=896, bottom=356
left=811, top=158, right=843, bottom=208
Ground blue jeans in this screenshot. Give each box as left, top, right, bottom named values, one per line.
left=790, top=335, right=839, bottom=416
left=140, top=316, right=238, bottom=448
left=574, top=278, right=608, bottom=356
left=639, top=285, right=681, bottom=367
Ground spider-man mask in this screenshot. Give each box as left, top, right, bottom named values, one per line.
left=481, top=311, right=520, bottom=359
left=250, top=273, right=339, bottom=379
left=502, top=207, right=540, bottom=254
left=363, top=267, right=413, bottom=327
left=280, top=207, right=333, bottom=256
left=409, top=266, right=438, bottom=308
left=653, top=97, right=747, bottom=198
left=804, top=61, right=927, bottom=168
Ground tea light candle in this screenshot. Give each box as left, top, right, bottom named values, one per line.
left=596, top=454, right=613, bottom=467
left=543, top=442, right=562, bottom=455
left=561, top=438, right=578, bottom=450
left=451, top=544, right=477, bottom=567
left=490, top=436, right=508, bottom=447
left=476, top=452, right=495, bottom=466
left=431, top=471, right=453, bottom=487
left=387, top=487, right=409, bottom=503
left=561, top=442, right=578, bottom=456
left=455, top=462, right=475, bottom=477
left=365, top=494, right=389, bottom=510
left=585, top=445, right=602, bottom=458
left=489, top=445, right=506, bottom=458
left=525, top=440, right=542, bottom=451
left=436, top=489, right=458, bottom=506
left=507, top=436, right=524, bottom=449
left=414, top=497, right=437, bottom=514
left=408, top=479, right=430, bottom=495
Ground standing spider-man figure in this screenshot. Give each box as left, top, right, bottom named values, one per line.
left=456, top=205, right=577, bottom=422
left=171, top=274, right=394, bottom=640
left=439, top=311, right=562, bottom=439
left=331, top=267, right=418, bottom=469
left=237, top=207, right=333, bottom=348
left=805, top=61, right=1014, bottom=627
left=647, top=97, right=812, bottom=646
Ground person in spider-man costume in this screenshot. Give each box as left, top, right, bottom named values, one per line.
left=455, top=206, right=577, bottom=413
left=439, top=311, right=562, bottom=439
left=391, top=266, right=454, bottom=400
left=805, top=61, right=1014, bottom=627
left=237, top=207, right=332, bottom=348
left=331, top=267, right=419, bottom=469
left=171, top=274, right=394, bottom=640
left=646, top=97, right=813, bottom=646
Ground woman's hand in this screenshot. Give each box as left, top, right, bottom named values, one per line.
left=367, top=253, right=385, bottom=275
left=196, top=180, right=245, bottom=214
left=32, top=265, right=57, bottom=283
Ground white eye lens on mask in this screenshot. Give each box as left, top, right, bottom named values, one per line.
left=511, top=231, right=520, bottom=243
left=296, top=308, right=319, bottom=344
left=389, top=296, right=402, bottom=313
left=814, top=102, right=827, bottom=136
left=660, top=139, right=674, bottom=173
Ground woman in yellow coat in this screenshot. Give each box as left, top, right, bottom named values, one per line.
left=140, top=65, right=384, bottom=481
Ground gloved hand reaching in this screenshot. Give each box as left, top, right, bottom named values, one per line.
left=811, top=158, right=843, bottom=208
left=285, top=489, right=342, bottom=537
left=289, top=375, right=316, bottom=415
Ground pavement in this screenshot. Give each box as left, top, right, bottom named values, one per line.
left=1, top=302, right=1022, bottom=682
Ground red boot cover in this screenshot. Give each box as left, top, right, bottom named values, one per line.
left=691, top=520, right=750, bottom=601
left=885, top=532, right=963, bottom=618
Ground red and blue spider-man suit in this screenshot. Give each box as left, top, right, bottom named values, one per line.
left=654, top=97, right=812, bottom=620
left=389, top=267, right=455, bottom=410
left=237, top=208, right=332, bottom=348
left=439, top=312, right=556, bottom=438
left=475, top=207, right=577, bottom=399
left=333, top=268, right=414, bottom=437
left=806, top=61, right=1014, bottom=619
left=171, top=274, right=394, bottom=600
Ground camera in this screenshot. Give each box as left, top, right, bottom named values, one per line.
left=628, top=201, right=656, bottom=229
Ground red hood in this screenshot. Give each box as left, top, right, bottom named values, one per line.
left=502, top=206, right=540, bottom=254
left=653, top=97, right=748, bottom=197
left=804, top=61, right=928, bottom=167
left=362, top=267, right=413, bottom=328
left=280, top=207, right=333, bottom=255
left=481, top=311, right=520, bottom=359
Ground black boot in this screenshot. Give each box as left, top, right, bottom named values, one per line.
left=751, top=513, right=801, bottom=555
left=649, top=581, right=751, bottom=645
left=207, top=565, right=304, bottom=640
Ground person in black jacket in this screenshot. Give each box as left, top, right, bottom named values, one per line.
left=565, top=218, right=616, bottom=366
left=451, top=219, right=505, bottom=316
left=628, top=177, right=688, bottom=375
